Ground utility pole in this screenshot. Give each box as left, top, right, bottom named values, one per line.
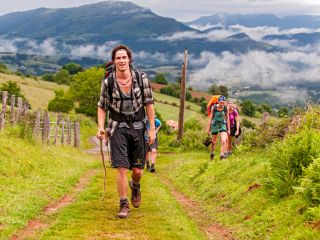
left=177, top=48, right=188, bottom=140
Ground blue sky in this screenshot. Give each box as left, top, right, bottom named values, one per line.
left=1, top=0, right=320, bottom=21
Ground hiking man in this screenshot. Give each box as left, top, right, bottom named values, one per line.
left=145, top=116, right=162, bottom=172
left=97, top=45, right=155, bottom=219
left=226, top=101, right=241, bottom=156
left=206, top=95, right=230, bottom=160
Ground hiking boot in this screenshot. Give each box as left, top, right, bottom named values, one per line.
left=220, top=155, right=226, bottom=160
left=150, top=164, right=156, bottom=173
left=117, top=199, right=129, bottom=219
left=129, top=180, right=141, bottom=208
left=210, top=153, right=214, bottom=160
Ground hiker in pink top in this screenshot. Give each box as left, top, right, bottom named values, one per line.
left=227, top=101, right=241, bottom=156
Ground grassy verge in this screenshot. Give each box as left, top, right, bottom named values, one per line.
left=0, top=129, right=98, bottom=239
left=157, top=151, right=320, bottom=239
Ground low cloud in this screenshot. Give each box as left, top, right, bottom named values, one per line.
left=189, top=49, right=320, bottom=91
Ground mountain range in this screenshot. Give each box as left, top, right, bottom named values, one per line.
left=0, top=0, right=319, bottom=103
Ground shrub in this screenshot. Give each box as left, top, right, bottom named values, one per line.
left=48, top=89, right=74, bottom=113
left=296, top=157, right=320, bottom=207
left=242, top=118, right=256, bottom=129
left=265, top=128, right=320, bottom=197
left=242, top=117, right=289, bottom=148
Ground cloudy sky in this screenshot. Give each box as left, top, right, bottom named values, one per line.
left=1, top=0, right=320, bottom=21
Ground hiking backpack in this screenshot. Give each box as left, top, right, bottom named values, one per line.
left=103, top=61, right=145, bottom=122
left=206, top=95, right=221, bottom=116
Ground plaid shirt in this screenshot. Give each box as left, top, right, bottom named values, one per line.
left=98, top=69, right=153, bottom=135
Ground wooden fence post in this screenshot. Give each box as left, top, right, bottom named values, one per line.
left=66, top=117, right=71, bottom=145
left=0, top=91, right=8, bottom=130
left=46, top=113, right=51, bottom=145
left=74, top=121, right=80, bottom=148
left=61, top=118, right=65, bottom=145
left=10, top=95, right=15, bottom=126
left=42, top=111, right=48, bottom=143
left=33, top=109, right=41, bottom=141
left=16, top=97, right=23, bottom=122
left=54, top=113, right=62, bottom=145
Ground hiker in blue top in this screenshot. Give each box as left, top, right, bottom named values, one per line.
left=145, top=116, right=161, bottom=172
left=206, top=95, right=230, bottom=160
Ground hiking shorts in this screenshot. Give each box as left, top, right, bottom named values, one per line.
left=146, top=137, right=158, bottom=152
left=230, top=126, right=241, bottom=138
left=211, top=123, right=227, bottom=135
left=110, top=127, right=145, bottom=169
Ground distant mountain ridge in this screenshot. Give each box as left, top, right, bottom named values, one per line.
left=187, top=13, right=320, bottom=30
left=0, top=1, right=193, bottom=43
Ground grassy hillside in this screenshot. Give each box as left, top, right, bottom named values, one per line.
left=0, top=127, right=97, bottom=239
left=0, top=73, right=68, bottom=110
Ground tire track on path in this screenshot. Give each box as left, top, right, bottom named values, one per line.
left=10, top=169, right=97, bottom=240
left=159, top=176, right=235, bottom=240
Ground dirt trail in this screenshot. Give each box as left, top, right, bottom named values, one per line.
left=10, top=170, right=97, bottom=240
left=160, top=177, right=235, bottom=240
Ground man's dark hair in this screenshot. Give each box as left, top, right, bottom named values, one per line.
left=111, top=44, right=133, bottom=63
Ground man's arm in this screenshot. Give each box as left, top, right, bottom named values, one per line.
left=96, top=107, right=106, bottom=140
left=146, top=103, right=155, bottom=144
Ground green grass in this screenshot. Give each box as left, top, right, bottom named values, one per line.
left=34, top=168, right=206, bottom=240
left=157, top=151, right=320, bottom=239
left=0, top=129, right=97, bottom=239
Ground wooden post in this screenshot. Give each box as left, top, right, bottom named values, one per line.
left=33, top=109, right=41, bottom=141
left=46, top=114, right=51, bottom=145
left=53, top=113, right=62, bottom=145
left=0, top=91, right=8, bottom=130
left=74, top=121, right=80, bottom=148
left=177, top=49, right=188, bottom=140
left=262, top=112, right=269, bottom=124
left=42, top=111, right=48, bottom=144
left=66, top=117, right=71, bottom=145
left=17, top=97, right=23, bottom=122
left=10, top=95, right=15, bottom=125
left=61, top=118, right=65, bottom=145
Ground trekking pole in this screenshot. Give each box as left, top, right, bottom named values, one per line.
left=100, top=137, right=107, bottom=201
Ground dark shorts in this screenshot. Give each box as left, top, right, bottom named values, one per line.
left=211, top=130, right=227, bottom=135
left=110, top=127, right=145, bottom=169
left=146, top=137, right=158, bottom=152
left=230, top=126, right=241, bottom=138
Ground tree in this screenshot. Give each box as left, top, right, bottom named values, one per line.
left=0, top=81, right=26, bottom=100
left=208, top=84, right=221, bottom=95
left=241, top=100, right=256, bottom=117
left=0, top=63, right=7, bottom=72
left=153, top=73, right=168, bottom=85
left=48, top=89, right=74, bottom=113
left=54, top=69, right=72, bottom=85
left=42, top=73, right=55, bottom=82
left=68, top=67, right=105, bottom=119
left=257, top=103, right=272, bottom=114
left=63, top=62, right=83, bottom=75
left=278, top=107, right=289, bottom=118
left=219, top=85, right=228, bottom=98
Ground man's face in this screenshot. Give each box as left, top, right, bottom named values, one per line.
left=114, top=49, right=130, bottom=72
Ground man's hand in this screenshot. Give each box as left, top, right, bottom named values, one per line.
left=96, top=128, right=105, bottom=140
left=148, top=129, right=156, bottom=145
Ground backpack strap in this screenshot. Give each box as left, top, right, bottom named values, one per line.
left=107, top=69, right=145, bottom=122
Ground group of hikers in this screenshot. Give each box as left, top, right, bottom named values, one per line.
left=96, top=44, right=240, bottom=219
left=206, top=95, right=241, bottom=161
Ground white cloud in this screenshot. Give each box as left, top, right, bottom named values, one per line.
left=189, top=49, right=320, bottom=91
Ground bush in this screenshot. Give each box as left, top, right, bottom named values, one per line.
left=242, top=117, right=289, bottom=148
left=296, top=157, right=320, bottom=207
left=241, top=100, right=256, bottom=117
left=153, top=73, right=168, bottom=85
left=242, top=118, right=256, bottom=129
left=265, top=128, right=320, bottom=198
left=48, top=89, right=74, bottom=113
